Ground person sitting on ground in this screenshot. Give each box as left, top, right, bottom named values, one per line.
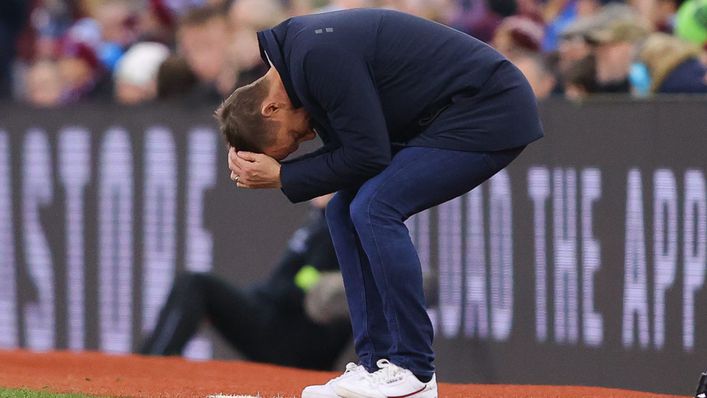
left=140, top=195, right=352, bottom=371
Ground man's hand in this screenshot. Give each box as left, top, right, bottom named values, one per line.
left=228, top=147, right=281, bottom=189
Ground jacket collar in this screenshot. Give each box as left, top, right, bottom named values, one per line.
left=257, top=23, right=303, bottom=109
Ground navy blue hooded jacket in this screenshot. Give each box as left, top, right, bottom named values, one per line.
left=257, top=9, right=543, bottom=203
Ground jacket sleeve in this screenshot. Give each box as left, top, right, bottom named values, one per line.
left=279, top=47, right=391, bottom=203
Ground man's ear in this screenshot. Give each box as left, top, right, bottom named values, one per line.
left=261, top=101, right=280, bottom=118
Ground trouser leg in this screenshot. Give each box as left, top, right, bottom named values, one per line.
left=140, top=272, right=265, bottom=356
left=140, top=272, right=212, bottom=355
left=348, top=146, right=523, bottom=380
left=326, top=190, right=393, bottom=371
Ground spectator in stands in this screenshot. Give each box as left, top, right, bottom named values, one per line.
left=155, top=0, right=213, bottom=17
left=562, top=53, right=600, bottom=99
left=318, top=0, right=375, bottom=13
left=447, top=0, right=516, bottom=42
left=23, top=59, right=64, bottom=107
left=4, top=0, right=706, bottom=102
left=288, top=0, right=319, bottom=16
left=550, top=3, right=624, bottom=76
left=114, top=41, right=170, bottom=104
left=24, top=0, right=82, bottom=70
left=57, top=38, right=112, bottom=102
left=0, top=0, right=29, bottom=99
left=156, top=55, right=199, bottom=100
left=91, top=0, right=141, bottom=47
left=227, top=0, right=283, bottom=88
left=553, top=2, right=628, bottom=76
left=639, top=32, right=707, bottom=93
left=228, top=0, right=287, bottom=29
left=674, top=0, right=707, bottom=45
left=140, top=195, right=353, bottom=371
left=177, top=5, right=235, bottom=101
left=136, top=0, right=178, bottom=45
left=509, top=51, right=558, bottom=98
left=492, top=15, right=546, bottom=57
left=78, top=0, right=143, bottom=73
left=379, top=0, right=453, bottom=21
left=588, top=17, right=650, bottom=93
left=561, top=4, right=649, bottom=93
left=556, top=30, right=593, bottom=77
left=648, top=0, right=687, bottom=33
left=542, top=0, right=608, bottom=51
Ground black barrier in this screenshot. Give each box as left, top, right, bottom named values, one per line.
left=424, top=98, right=707, bottom=395
left=0, top=98, right=705, bottom=395
left=0, top=103, right=311, bottom=360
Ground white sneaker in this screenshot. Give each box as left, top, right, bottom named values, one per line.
left=334, top=359, right=437, bottom=398
left=302, top=362, right=368, bottom=398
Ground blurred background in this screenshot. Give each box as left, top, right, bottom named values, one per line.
left=1, top=1, right=707, bottom=396
left=0, top=0, right=705, bottom=107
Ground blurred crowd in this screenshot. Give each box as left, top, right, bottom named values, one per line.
left=1, top=0, right=705, bottom=108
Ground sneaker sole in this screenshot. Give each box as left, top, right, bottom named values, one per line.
left=301, top=391, right=340, bottom=398
left=336, top=385, right=437, bottom=398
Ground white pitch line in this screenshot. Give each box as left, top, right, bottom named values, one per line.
left=207, top=395, right=260, bottom=398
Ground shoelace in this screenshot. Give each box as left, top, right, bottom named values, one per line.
left=325, top=363, right=361, bottom=387
left=334, top=362, right=361, bottom=381
left=368, top=359, right=404, bottom=385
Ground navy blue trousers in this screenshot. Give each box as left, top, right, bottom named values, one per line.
left=325, top=145, right=523, bottom=380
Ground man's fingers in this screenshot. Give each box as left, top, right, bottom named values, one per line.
left=237, top=151, right=258, bottom=162
left=228, top=148, right=267, bottom=190
left=228, top=147, right=237, bottom=164
left=232, top=173, right=250, bottom=188
left=228, top=150, right=279, bottom=190
left=228, top=148, right=242, bottom=172
left=233, top=154, right=256, bottom=172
